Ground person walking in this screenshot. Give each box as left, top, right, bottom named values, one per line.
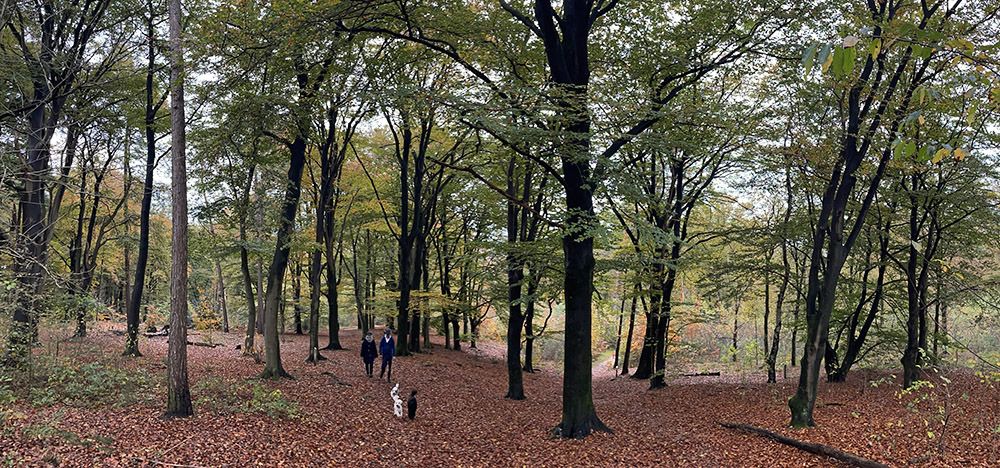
left=360, top=331, right=378, bottom=377
left=379, top=328, right=395, bottom=381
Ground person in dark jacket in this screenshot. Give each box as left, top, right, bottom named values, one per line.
left=379, top=328, right=395, bottom=381
left=360, top=332, right=378, bottom=377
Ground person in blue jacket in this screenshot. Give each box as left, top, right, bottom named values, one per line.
left=379, top=327, right=395, bottom=381
left=360, top=331, right=378, bottom=377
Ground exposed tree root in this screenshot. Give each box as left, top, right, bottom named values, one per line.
left=553, top=414, right=612, bottom=439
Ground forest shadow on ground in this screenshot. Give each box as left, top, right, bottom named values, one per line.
left=1, top=323, right=998, bottom=466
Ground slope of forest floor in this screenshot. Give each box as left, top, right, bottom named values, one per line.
left=1, top=324, right=998, bottom=467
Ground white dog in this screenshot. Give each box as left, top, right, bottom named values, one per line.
left=390, top=383, right=403, bottom=418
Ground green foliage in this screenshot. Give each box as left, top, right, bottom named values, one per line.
left=193, top=377, right=299, bottom=419
left=2, top=356, right=154, bottom=408
left=0, top=372, right=17, bottom=429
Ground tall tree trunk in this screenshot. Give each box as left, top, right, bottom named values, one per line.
left=321, top=138, right=343, bottom=351
left=408, top=242, right=423, bottom=352
left=324, top=249, right=343, bottom=350
left=216, top=260, right=229, bottom=332
left=293, top=259, right=303, bottom=335
left=165, top=0, right=193, bottom=416
left=621, top=290, right=637, bottom=375
left=504, top=156, right=526, bottom=398
left=613, top=287, right=625, bottom=369
left=631, top=307, right=657, bottom=379
left=767, top=168, right=793, bottom=383
left=351, top=236, right=366, bottom=333
left=255, top=256, right=265, bottom=334
left=124, top=11, right=160, bottom=357
left=829, top=215, right=889, bottom=382
left=395, top=129, right=413, bottom=356
left=731, top=302, right=739, bottom=363
left=421, top=250, right=431, bottom=349
left=240, top=166, right=257, bottom=354
left=522, top=278, right=538, bottom=372
left=650, top=271, right=677, bottom=388
left=763, top=262, right=771, bottom=360
left=790, top=261, right=802, bottom=367
left=307, top=242, right=326, bottom=362
left=240, top=234, right=257, bottom=349
left=789, top=2, right=938, bottom=427
left=903, top=179, right=938, bottom=388
left=70, top=169, right=89, bottom=338
left=260, top=136, right=307, bottom=379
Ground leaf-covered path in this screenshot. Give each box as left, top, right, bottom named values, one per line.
left=3, top=326, right=998, bottom=466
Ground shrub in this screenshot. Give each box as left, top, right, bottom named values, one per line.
left=193, top=377, right=299, bottom=419
left=14, top=356, right=153, bottom=408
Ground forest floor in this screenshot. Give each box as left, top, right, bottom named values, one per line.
left=1, top=324, right=998, bottom=467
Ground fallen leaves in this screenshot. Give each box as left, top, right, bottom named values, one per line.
left=1, top=324, right=997, bottom=467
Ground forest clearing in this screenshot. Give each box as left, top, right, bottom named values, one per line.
left=1, top=325, right=997, bottom=466
left=3, top=0, right=1000, bottom=466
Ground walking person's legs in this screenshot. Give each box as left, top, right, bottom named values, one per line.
left=380, top=358, right=388, bottom=379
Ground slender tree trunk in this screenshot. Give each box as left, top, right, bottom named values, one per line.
left=323, top=189, right=342, bottom=351
left=940, top=298, right=948, bottom=361
left=767, top=170, right=793, bottom=383
left=260, top=136, right=307, bottom=379
left=902, top=175, right=923, bottom=388
left=621, top=291, right=637, bottom=375
left=325, top=259, right=343, bottom=349
left=165, top=0, right=193, bottom=416
left=650, top=272, right=676, bottom=388
left=240, top=232, right=257, bottom=350
left=240, top=167, right=257, bottom=354
left=421, top=251, right=431, bottom=349
left=451, top=315, right=461, bottom=351
left=124, top=14, right=160, bottom=357
left=70, top=170, right=88, bottom=338
left=293, top=259, right=303, bottom=335
left=255, top=256, right=265, bottom=334
left=306, top=243, right=325, bottom=362
left=632, top=309, right=657, bottom=379
left=731, top=303, right=739, bottom=363
left=522, top=280, right=537, bottom=371
left=216, top=260, right=228, bottom=332
left=830, top=216, right=889, bottom=382
left=789, top=3, right=938, bottom=425
left=408, top=243, right=422, bottom=352
left=504, top=157, right=526, bottom=398
left=613, top=287, right=625, bottom=369
left=790, top=269, right=802, bottom=367
left=123, top=231, right=131, bottom=320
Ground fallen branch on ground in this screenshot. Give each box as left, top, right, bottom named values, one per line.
left=321, top=371, right=352, bottom=386
left=682, top=371, right=721, bottom=377
left=186, top=341, right=224, bottom=348
left=719, top=422, right=887, bottom=468
left=131, top=456, right=222, bottom=468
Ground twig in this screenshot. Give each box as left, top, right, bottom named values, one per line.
left=132, top=456, right=223, bottom=468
